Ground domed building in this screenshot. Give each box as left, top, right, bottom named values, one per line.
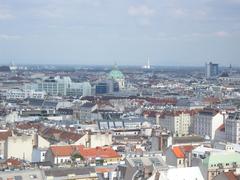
left=108, top=67, right=125, bottom=90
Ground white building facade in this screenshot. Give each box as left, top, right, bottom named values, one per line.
left=225, top=112, right=240, bottom=144
left=158, top=112, right=193, bottom=136
left=6, top=88, right=46, bottom=99
left=36, top=76, right=91, bottom=97
left=193, top=110, right=225, bottom=140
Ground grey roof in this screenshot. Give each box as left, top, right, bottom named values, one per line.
left=81, top=102, right=96, bottom=108
left=228, top=112, right=240, bottom=120
left=126, top=156, right=167, bottom=169
left=0, top=169, right=45, bottom=180
left=44, top=167, right=95, bottom=177
left=173, top=136, right=205, bottom=144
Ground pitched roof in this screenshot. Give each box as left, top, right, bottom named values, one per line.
left=50, top=145, right=84, bottom=157
left=203, top=152, right=240, bottom=168
left=16, top=122, right=43, bottom=131
left=95, top=167, right=115, bottom=173
left=181, top=145, right=194, bottom=152
left=0, top=130, right=12, bottom=141
left=5, top=158, right=22, bottom=166
left=59, top=131, right=83, bottom=142
left=49, top=145, right=120, bottom=159
left=41, top=127, right=83, bottom=143
left=224, top=172, right=238, bottom=180
left=172, top=146, right=185, bottom=158
left=79, top=146, right=120, bottom=159
left=171, top=145, right=194, bottom=159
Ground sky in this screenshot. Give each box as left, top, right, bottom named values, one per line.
left=0, top=0, right=240, bottom=66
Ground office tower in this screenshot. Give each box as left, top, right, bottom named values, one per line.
left=206, top=62, right=219, bottom=78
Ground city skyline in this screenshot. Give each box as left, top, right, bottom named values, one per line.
left=0, top=0, right=240, bottom=66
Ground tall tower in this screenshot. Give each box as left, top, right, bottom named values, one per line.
left=147, top=57, right=150, bottom=69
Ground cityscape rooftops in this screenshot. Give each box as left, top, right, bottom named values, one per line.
left=49, top=145, right=84, bottom=157
left=49, top=145, right=120, bottom=159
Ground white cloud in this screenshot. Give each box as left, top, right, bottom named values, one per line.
left=35, top=6, right=64, bottom=18
left=214, top=31, right=230, bottom=37
left=0, top=34, right=22, bottom=40
left=0, top=7, right=14, bottom=20
left=128, top=5, right=155, bottom=17
left=172, top=8, right=186, bottom=17
left=226, top=0, right=240, bottom=4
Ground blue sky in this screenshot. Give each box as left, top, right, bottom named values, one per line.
left=0, top=0, right=240, bottom=66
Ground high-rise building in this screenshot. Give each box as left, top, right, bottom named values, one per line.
left=36, top=76, right=91, bottom=97
left=95, top=80, right=119, bottom=95
left=206, top=62, right=219, bottom=78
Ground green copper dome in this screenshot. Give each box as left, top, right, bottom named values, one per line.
left=108, top=69, right=124, bottom=80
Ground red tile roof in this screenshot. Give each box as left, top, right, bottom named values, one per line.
left=79, top=146, right=120, bottom=159
left=146, top=97, right=177, bottom=105
left=224, top=172, right=238, bottom=180
left=5, top=158, right=22, bottom=166
left=172, top=146, right=185, bottom=158
left=203, top=97, right=220, bottom=104
left=0, top=130, right=12, bottom=141
left=59, top=131, right=83, bottom=142
left=171, top=145, right=195, bottom=158
left=95, top=167, right=114, bottom=173
left=41, top=127, right=83, bottom=142
left=16, top=123, right=42, bottom=130
left=50, top=145, right=84, bottom=157
left=181, top=145, right=194, bottom=152
left=50, top=145, right=120, bottom=159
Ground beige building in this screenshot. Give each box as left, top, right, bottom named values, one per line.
left=7, top=133, right=50, bottom=162
left=0, top=130, right=12, bottom=160
left=74, top=132, right=112, bottom=148
left=158, top=111, right=194, bottom=136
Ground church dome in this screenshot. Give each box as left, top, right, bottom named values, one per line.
left=108, top=69, right=124, bottom=80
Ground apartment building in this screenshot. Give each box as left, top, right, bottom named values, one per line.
left=158, top=111, right=196, bottom=136
left=193, top=109, right=225, bottom=140
left=225, top=111, right=240, bottom=144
